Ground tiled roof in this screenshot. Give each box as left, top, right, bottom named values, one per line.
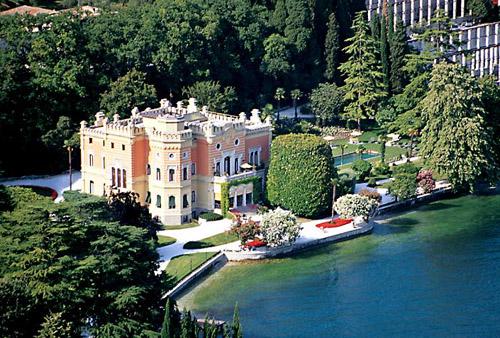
left=0, top=5, right=57, bottom=16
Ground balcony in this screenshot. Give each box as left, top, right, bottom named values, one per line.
left=213, top=170, right=256, bottom=184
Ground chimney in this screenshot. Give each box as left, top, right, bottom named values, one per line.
left=202, top=105, right=208, bottom=113
left=131, top=107, right=140, bottom=118
left=113, top=114, right=120, bottom=123
left=188, top=98, right=198, bottom=113
left=94, top=112, right=105, bottom=126
left=250, top=109, right=261, bottom=124
left=176, top=101, right=184, bottom=111
left=239, top=112, right=247, bottom=122
left=160, top=98, right=170, bottom=108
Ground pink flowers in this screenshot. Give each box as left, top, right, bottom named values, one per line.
left=417, top=170, right=436, bottom=193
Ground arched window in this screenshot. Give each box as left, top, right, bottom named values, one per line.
left=169, top=168, right=175, bottom=182
left=156, top=168, right=161, bottom=181
left=145, top=191, right=151, bottom=204
left=191, top=191, right=196, bottom=202
left=234, top=158, right=239, bottom=173
left=122, top=169, right=127, bottom=188
left=183, top=194, right=189, bottom=208
left=117, top=169, right=121, bottom=187
left=102, top=156, right=105, bottom=169
left=146, top=164, right=151, bottom=175
left=183, top=166, right=188, bottom=181
left=89, top=180, right=94, bottom=194
left=89, top=154, right=94, bottom=167
left=156, top=195, right=161, bottom=208
left=191, top=163, right=196, bottom=175
left=111, top=167, right=116, bottom=186
left=169, top=196, right=176, bottom=209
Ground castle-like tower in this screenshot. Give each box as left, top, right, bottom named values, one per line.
left=80, top=98, right=272, bottom=225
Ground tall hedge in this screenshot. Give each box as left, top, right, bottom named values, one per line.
left=266, top=133, right=337, bottom=217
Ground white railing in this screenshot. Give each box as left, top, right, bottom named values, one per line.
left=213, top=170, right=256, bottom=183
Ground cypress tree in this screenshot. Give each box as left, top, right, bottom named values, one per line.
left=371, top=13, right=380, bottom=43
left=161, top=298, right=173, bottom=338
left=380, top=15, right=390, bottom=92
left=388, top=4, right=394, bottom=41
left=181, top=309, right=189, bottom=338
left=389, top=20, right=408, bottom=93
left=324, top=12, right=340, bottom=82
left=203, top=313, right=210, bottom=337
left=232, top=303, right=243, bottom=338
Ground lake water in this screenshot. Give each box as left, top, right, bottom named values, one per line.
left=178, top=194, right=500, bottom=337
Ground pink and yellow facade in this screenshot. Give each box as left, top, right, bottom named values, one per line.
left=80, top=98, right=272, bottom=225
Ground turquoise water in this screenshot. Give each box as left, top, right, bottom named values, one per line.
left=334, top=152, right=379, bottom=166
left=178, top=194, right=500, bottom=337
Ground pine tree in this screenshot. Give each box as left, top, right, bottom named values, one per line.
left=389, top=20, right=408, bottom=93
left=324, top=11, right=340, bottom=82
left=339, top=11, right=386, bottom=131
left=232, top=303, right=243, bottom=338
left=380, top=15, right=390, bottom=92
left=421, top=63, right=499, bottom=191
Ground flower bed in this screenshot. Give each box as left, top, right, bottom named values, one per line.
left=15, top=185, right=58, bottom=200
left=315, top=218, right=353, bottom=229
left=244, top=239, right=266, bottom=249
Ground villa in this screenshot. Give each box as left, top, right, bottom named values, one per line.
left=79, top=98, right=272, bottom=225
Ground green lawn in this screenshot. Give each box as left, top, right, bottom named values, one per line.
left=162, top=222, right=199, bottom=230
left=183, top=231, right=239, bottom=249
left=157, top=235, right=176, bottom=247
left=331, top=142, right=407, bottom=159
left=165, top=252, right=218, bottom=287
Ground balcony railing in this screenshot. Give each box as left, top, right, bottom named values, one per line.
left=213, top=170, right=256, bottom=183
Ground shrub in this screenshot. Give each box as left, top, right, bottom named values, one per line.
left=367, top=177, right=377, bottom=187
left=229, top=215, right=261, bottom=245
left=261, top=208, right=301, bottom=247
left=392, top=162, right=419, bottom=176
left=199, top=212, right=223, bottom=221
left=266, top=134, right=337, bottom=218
left=337, top=172, right=356, bottom=196
left=351, top=160, right=372, bottom=181
left=334, top=194, right=379, bottom=220
left=372, top=160, right=390, bottom=176
left=358, top=188, right=382, bottom=203
left=417, top=170, right=436, bottom=193
left=388, top=173, right=417, bottom=201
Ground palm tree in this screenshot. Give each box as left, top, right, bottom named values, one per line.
left=290, top=89, right=303, bottom=121
left=356, top=144, right=366, bottom=160
left=274, top=87, right=285, bottom=123
left=261, top=103, right=275, bottom=122
left=340, top=144, right=348, bottom=166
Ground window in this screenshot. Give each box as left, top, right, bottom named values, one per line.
left=145, top=191, right=151, bottom=204
left=111, top=167, right=116, bottom=186
left=102, top=156, right=106, bottom=169
left=111, top=142, right=114, bottom=149
left=122, top=169, right=127, bottom=188
left=168, top=196, right=176, bottom=209
left=168, top=153, right=175, bottom=159
left=89, top=137, right=93, bottom=144
left=146, top=164, right=151, bottom=175
left=103, top=183, right=106, bottom=196
left=216, top=142, right=221, bottom=150
left=156, top=168, right=161, bottom=181
left=234, top=158, right=239, bottom=173
left=234, top=138, right=240, bottom=146
left=169, top=168, right=175, bottom=182
left=182, top=151, right=188, bottom=159
left=117, top=169, right=121, bottom=188
left=191, top=191, right=196, bottom=202
left=89, top=154, right=94, bottom=167
left=183, top=194, right=189, bottom=208
left=103, top=140, right=105, bottom=146
left=183, top=166, right=188, bottom=181
left=89, top=180, right=94, bottom=194
left=156, top=195, right=162, bottom=208
left=122, top=144, right=125, bottom=151
left=215, top=161, right=221, bottom=176
left=191, top=163, right=196, bottom=175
